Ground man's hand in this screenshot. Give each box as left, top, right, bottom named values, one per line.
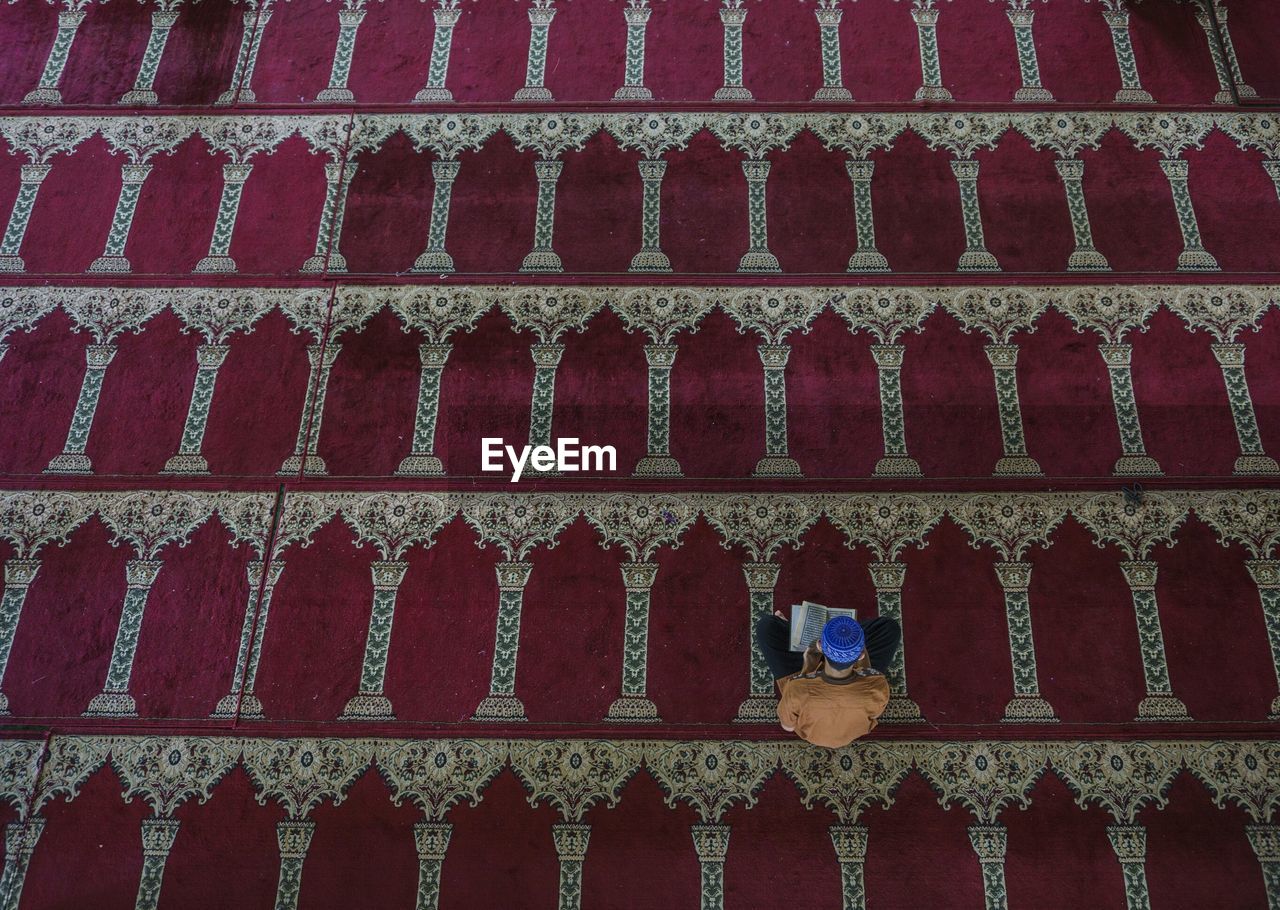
left=801, top=640, right=823, bottom=675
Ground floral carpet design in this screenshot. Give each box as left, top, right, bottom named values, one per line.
left=0, top=0, right=1278, bottom=907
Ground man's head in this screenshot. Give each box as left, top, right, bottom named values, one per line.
left=820, top=616, right=865, bottom=670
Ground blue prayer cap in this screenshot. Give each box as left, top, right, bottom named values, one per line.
left=821, top=616, right=864, bottom=667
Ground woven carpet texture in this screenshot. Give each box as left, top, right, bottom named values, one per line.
left=1, top=1, right=1279, bottom=909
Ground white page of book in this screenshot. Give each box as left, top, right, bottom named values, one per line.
left=789, top=601, right=857, bottom=651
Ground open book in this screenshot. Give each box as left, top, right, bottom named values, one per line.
left=789, top=601, right=857, bottom=651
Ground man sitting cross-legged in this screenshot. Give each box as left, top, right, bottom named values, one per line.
left=754, top=610, right=901, bottom=749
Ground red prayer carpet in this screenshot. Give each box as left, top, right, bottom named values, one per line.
left=0, top=0, right=1278, bottom=907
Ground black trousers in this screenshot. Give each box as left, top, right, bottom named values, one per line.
left=754, top=614, right=901, bottom=680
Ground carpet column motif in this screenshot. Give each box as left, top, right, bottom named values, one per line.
left=1195, top=3, right=1256, bottom=103
left=121, top=6, right=181, bottom=105
left=521, top=160, right=564, bottom=272
left=0, top=820, right=44, bottom=910
left=614, top=1, right=653, bottom=101
left=714, top=3, right=751, bottom=101
left=615, top=287, right=710, bottom=476
left=719, top=290, right=822, bottom=476
left=387, top=288, right=486, bottom=474
left=0, top=560, right=39, bottom=714
left=273, top=820, right=315, bottom=910
left=341, top=560, right=410, bottom=720
left=280, top=343, right=342, bottom=475
left=301, top=162, right=356, bottom=273
left=951, top=159, right=1000, bottom=271
left=1106, top=824, right=1153, bottom=910
left=0, top=119, right=91, bottom=271
left=87, top=127, right=189, bottom=275
left=1056, top=289, right=1162, bottom=475
left=1208, top=5, right=1254, bottom=100
left=814, top=3, right=852, bottom=101
left=473, top=560, right=532, bottom=721
left=1210, top=344, right=1280, bottom=475
left=736, top=560, right=780, bottom=722
left=515, top=1, right=556, bottom=102
left=0, top=165, right=52, bottom=273
left=829, top=825, right=869, bottom=910
left=45, top=343, right=117, bottom=474
left=1160, top=290, right=1278, bottom=476
left=217, top=5, right=273, bottom=105
left=88, top=163, right=153, bottom=273
left=412, top=160, right=461, bottom=273
left=83, top=557, right=165, bottom=717
left=1098, top=344, right=1161, bottom=475
left=194, top=117, right=290, bottom=273
left=691, top=823, right=731, bottom=910
left=993, top=561, right=1057, bottom=723
left=415, top=2, right=463, bottom=102
left=586, top=493, right=692, bottom=721
left=397, top=343, right=451, bottom=475
left=868, top=561, right=923, bottom=723
left=968, top=824, right=1009, bottom=910
left=213, top=559, right=284, bottom=718
left=910, top=3, right=951, bottom=102
left=317, top=3, right=367, bottom=103
left=134, top=818, right=181, bottom=910
left=1072, top=489, right=1200, bottom=721
left=23, top=7, right=86, bottom=105
left=1158, top=159, right=1219, bottom=272
left=1198, top=5, right=1235, bottom=104
left=1119, top=561, right=1191, bottom=721
left=869, top=345, right=920, bottom=476
left=845, top=161, right=889, bottom=272
left=1054, top=159, right=1109, bottom=271
left=126, top=745, right=231, bottom=882
left=552, top=822, right=590, bottom=910
left=413, top=822, right=451, bottom=910
left=1101, top=6, right=1152, bottom=103
left=630, top=159, right=670, bottom=272
left=162, top=344, right=230, bottom=474
left=984, top=344, right=1041, bottom=476
left=526, top=342, right=564, bottom=469
left=607, top=561, right=660, bottom=722
left=41, top=283, right=160, bottom=473
left=239, top=741, right=371, bottom=910
left=1246, top=825, right=1280, bottom=910
left=195, top=163, right=253, bottom=273
left=1005, top=5, right=1052, bottom=103
left=832, top=288, right=932, bottom=477
left=738, top=160, right=780, bottom=273
left=501, top=291, right=601, bottom=474
left=635, top=343, right=679, bottom=475
left=1244, top=561, right=1280, bottom=720
left=755, top=343, right=801, bottom=476
left=163, top=289, right=271, bottom=470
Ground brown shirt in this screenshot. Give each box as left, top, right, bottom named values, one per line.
left=776, top=654, right=891, bottom=749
